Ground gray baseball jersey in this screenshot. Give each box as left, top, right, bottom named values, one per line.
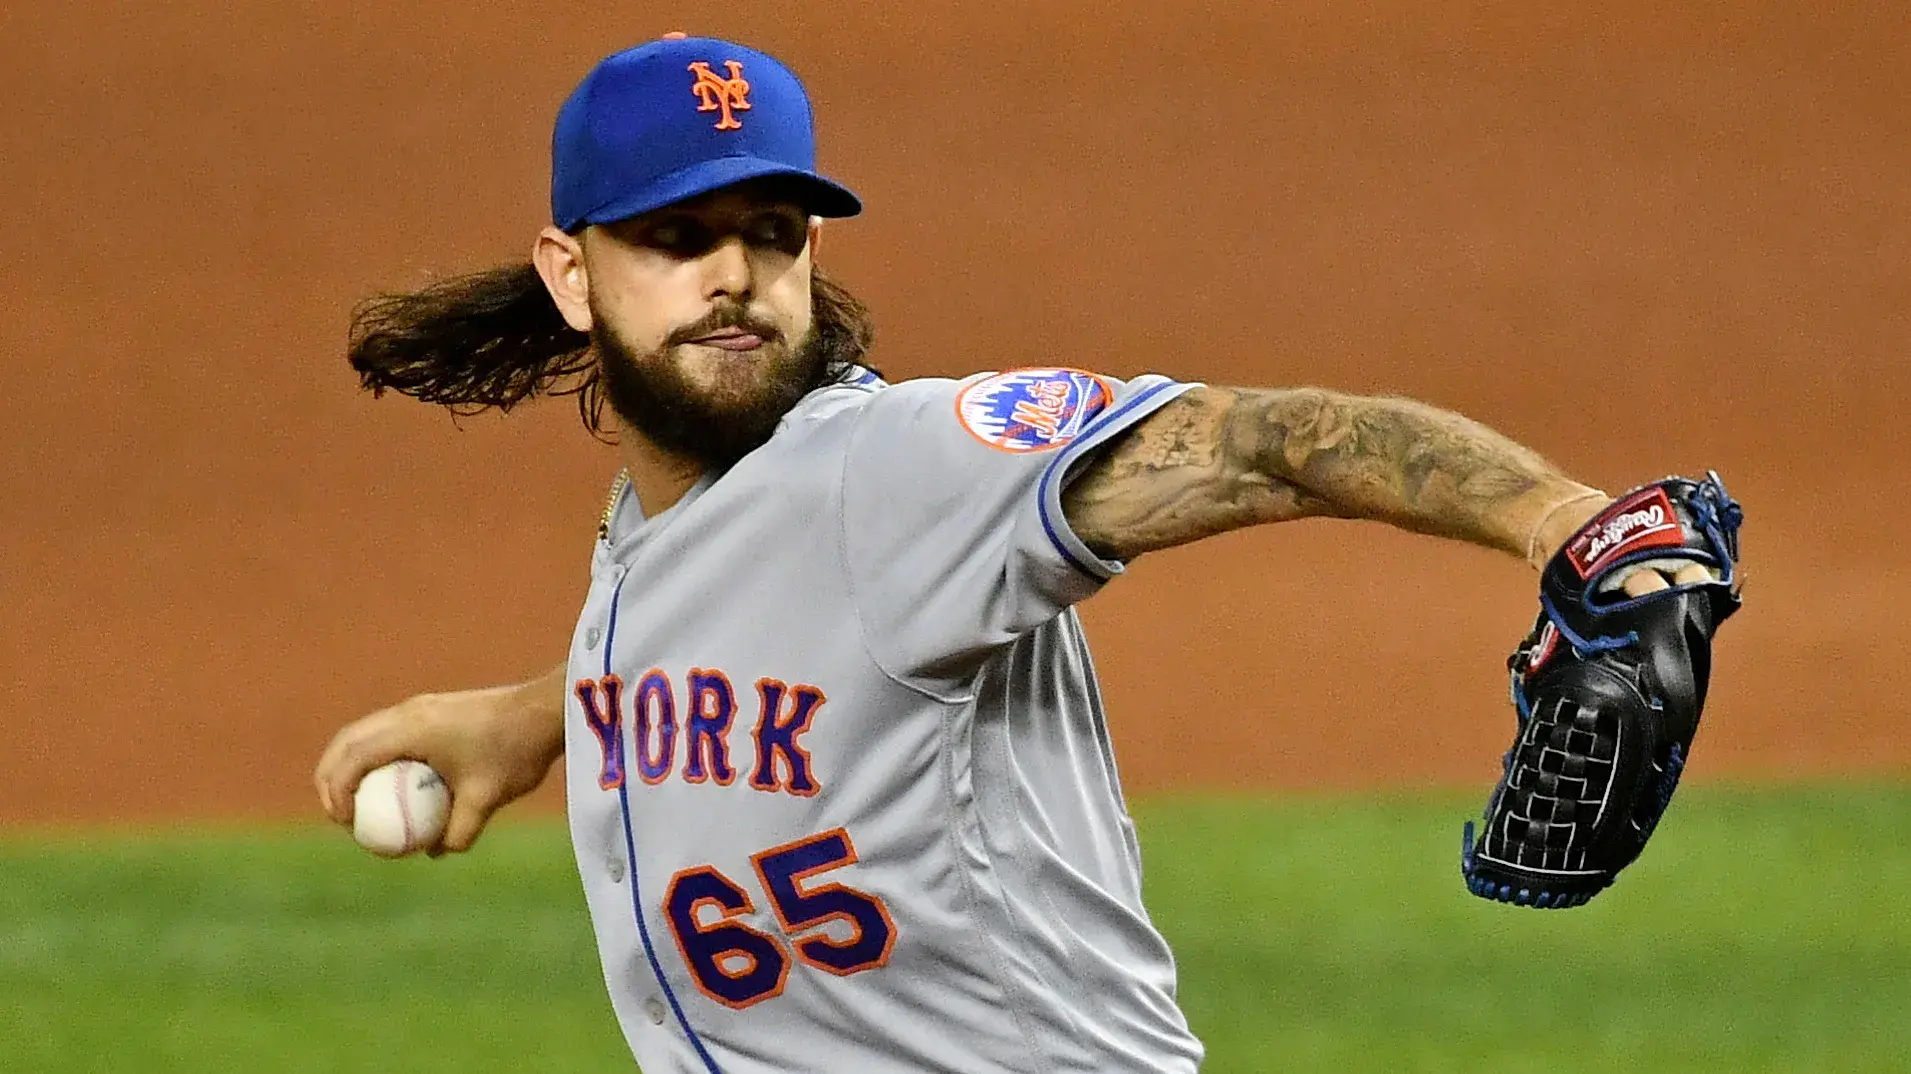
left=564, top=366, right=1205, bottom=1073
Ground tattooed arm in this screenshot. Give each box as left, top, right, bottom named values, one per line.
left=1063, top=386, right=1610, bottom=569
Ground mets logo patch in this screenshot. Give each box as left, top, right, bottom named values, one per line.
left=955, top=369, right=1114, bottom=453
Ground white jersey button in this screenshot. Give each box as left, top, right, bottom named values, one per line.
left=644, top=996, right=667, bottom=1025
left=584, top=626, right=602, bottom=649
left=607, top=855, right=625, bottom=883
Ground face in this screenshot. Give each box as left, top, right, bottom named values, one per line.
left=542, top=179, right=826, bottom=466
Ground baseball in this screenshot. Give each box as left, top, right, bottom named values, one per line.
left=352, top=760, right=450, bottom=857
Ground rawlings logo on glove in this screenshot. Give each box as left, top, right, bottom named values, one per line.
left=1567, top=487, right=1685, bottom=577
left=1461, top=471, right=1744, bottom=909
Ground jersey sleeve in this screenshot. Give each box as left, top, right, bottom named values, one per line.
left=839, top=369, right=1198, bottom=694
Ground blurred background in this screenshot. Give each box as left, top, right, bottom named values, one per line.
left=2, top=2, right=1906, bottom=1071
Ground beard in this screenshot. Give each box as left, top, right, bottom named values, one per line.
left=591, top=301, right=831, bottom=469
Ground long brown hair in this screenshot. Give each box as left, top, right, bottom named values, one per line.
left=347, top=263, right=876, bottom=436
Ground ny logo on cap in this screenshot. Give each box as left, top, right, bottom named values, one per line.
left=687, top=60, right=751, bottom=130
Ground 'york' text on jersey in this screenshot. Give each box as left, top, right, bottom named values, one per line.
left=575, top=670, right=823, bottom=797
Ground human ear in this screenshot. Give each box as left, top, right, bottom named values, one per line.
left=807, top=217, right=823, bottom=259
left=531, top=226, right=593, bottom=332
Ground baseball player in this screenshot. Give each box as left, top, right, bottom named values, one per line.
left=315, top=34, right=1743, bottom=1073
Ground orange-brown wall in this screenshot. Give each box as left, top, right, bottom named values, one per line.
left=2, top=1, right=1903, bottom=823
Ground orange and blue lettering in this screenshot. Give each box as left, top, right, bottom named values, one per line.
left=750, top=828, right=896, bottom=976
left=684, top=669, right=738, bottom=785
left=633, top=669, right=677, bottom=785
left=574, top=675, right=626, bottom=790
left=663, top=866, right=791, bottom=1009
left=750, top=679, right=823, bottom=797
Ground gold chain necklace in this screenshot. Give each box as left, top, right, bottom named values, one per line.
left=597, top=469, right=631, bottom=542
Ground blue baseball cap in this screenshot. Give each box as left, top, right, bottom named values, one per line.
left=551, top=34, right=862, bottom=231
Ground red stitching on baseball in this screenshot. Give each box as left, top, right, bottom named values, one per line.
left=395, top=762, right=416, bottom=851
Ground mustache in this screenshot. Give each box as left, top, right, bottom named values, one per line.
left=665, top=305, right=784, bottom=347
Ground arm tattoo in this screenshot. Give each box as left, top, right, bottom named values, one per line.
left=1064, top=386, right=1595, bottom=562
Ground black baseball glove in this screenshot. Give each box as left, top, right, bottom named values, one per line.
left=1461, top=471, right=1744, bottom=908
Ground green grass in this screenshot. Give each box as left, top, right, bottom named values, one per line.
left=3, top=783, right=1907, bottom=1072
